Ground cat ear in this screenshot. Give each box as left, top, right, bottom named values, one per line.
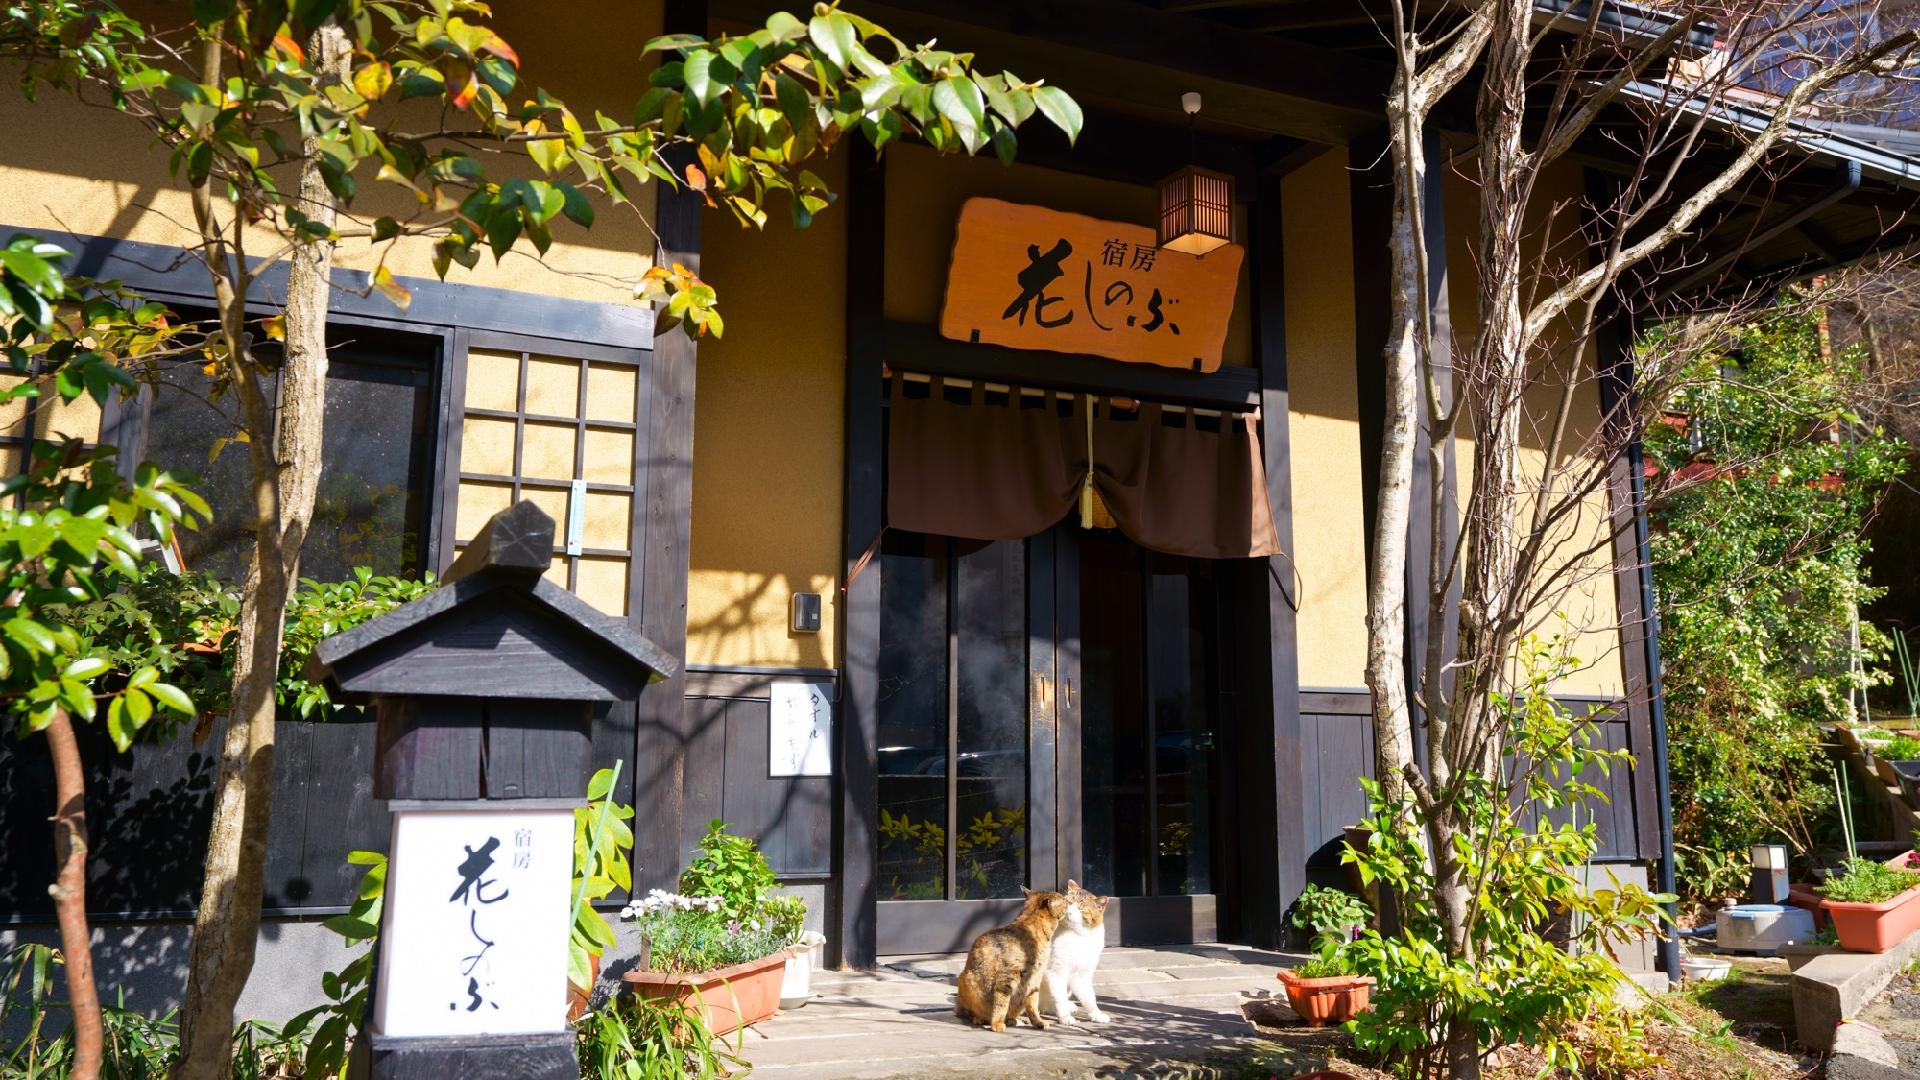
left=1020, top=885, right=1033, bottom=898
left=1067, top=879, right=1080, bottom=892
left=1099, top=896, right=1110, bottom=909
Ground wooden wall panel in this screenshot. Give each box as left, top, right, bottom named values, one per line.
left=683, top=674, right=834, bottom=879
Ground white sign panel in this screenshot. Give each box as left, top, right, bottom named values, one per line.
left=373, top=807, right=574, bottom=1038
left=770, top=681, right=832, bottom=777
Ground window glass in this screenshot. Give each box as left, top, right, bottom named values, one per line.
left=876, top=531, right=949, bottom=900
left=140, top=338, right=435, bottom=583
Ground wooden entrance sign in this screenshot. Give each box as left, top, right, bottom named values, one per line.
left=307, top=500, right=675, bottom=1080
left=938, top=197, right=1244, bottom=373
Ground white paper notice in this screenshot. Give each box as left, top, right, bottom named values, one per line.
left=373, top=807, right=573, bottom=1038
left=770, top=681, right=832, bottom=777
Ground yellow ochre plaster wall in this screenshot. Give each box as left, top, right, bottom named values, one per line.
left=1282, top=148, right=1369, bottom=690
left=684, top=152, right=848, bottom=670
left=1440, top=160, right=1624, bottom=699
left=0, top=1, right=665, bottom=308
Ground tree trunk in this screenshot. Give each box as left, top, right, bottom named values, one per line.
left=1367, top=58, right=1425, bottom=804
left=172, top=24, right=348, bottom=1080
left=45, top=708, right=101, bottom=1080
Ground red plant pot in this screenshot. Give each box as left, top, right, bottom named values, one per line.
left=1823, top=855, right=1920, bottom=954
left=1277, top=969, right=1376, bottom=1027
left=622, top=949, right=793, bottom=1035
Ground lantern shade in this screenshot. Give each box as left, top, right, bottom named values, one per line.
left=1751, top=844, right=1788, bottom=870
left=1157, top=165, right=1235, bottom=255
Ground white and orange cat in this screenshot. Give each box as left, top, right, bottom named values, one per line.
left=1040, top=880, right=1111, bottom=1024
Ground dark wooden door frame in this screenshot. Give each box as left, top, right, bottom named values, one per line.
left=837, top=147, right=1306, bottom=965
left=1241, top=170, right=1308, bottom=948
left=838, top=143, right=888, bottom=969
left=631, top=0, right=706, bottom=897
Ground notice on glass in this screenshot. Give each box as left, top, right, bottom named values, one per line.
left=770, top=681, right=833, bottom=777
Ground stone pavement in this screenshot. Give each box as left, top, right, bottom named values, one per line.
left=737, top=944, right=1313, bottom=1079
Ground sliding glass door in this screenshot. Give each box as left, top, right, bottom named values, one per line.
left=871, top=525, right=1232, bottom=955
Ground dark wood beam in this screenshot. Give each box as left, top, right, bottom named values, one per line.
left=633, top=0, right=705, bottom=895
left=836, top=144, right=887, bottom=970
left=881, top=321, right=1263, bottom=410
left=1243, top=169, right=1309, bottom=947
left=1008, top=101, right=1264, bottom=193
left=716, top=0, right=1392, bottom=145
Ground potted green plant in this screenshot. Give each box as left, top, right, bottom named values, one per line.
left=1276, top=938, right=1374, bottom=1028
left=619, top=820, right=800, bottom=1034
left=1819, top=853, right=1920, bottom=953
left=1287, top=884, right=1370, bottom=950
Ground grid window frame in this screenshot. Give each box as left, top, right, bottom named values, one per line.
left=439, top=327, right=652, bottom=621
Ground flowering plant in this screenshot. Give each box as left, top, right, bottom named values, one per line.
left=622, top=890, right=786, bottom=975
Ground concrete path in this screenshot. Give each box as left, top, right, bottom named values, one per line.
left=737, top=944, right=1315, bottom=1079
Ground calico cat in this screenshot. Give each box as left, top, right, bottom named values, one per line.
left=1040, top=879, right=1111, bottom=1024
left=954, top=887, right=1070, bottom=1033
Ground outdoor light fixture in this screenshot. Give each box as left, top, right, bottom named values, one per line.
left=1156, top=92, right=1235, bottom=255
left=1751, top=843, right=1789, bottom=905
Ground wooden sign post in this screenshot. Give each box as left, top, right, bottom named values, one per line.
left=938, top=196, right=1245, bottom=372
left=307, top=500, right=675, bottom=1080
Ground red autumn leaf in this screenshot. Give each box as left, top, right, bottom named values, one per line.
left=480, top=31, right=520, bottom=68
left=272, top=32, right=305, bottom=63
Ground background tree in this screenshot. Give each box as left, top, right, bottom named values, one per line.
left=1364, top=2, right=1919, bottom=1073
left=1647, top=300, right=1906, bottom=898
left=0, top=236, right=205, bottom=1077
left=5, top=2, right=1081, bottom=1075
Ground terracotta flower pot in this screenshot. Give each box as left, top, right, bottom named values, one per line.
left=1823, top=854, right=1920, bottom=953
left=622, top=949, right=792, bottom=1035
left=1276, top=969, right=1375, bottom=1027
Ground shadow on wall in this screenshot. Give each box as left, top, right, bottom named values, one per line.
left=1, top=917, right=363, bottom=1034
left=685, top=570, right=834, bottom=670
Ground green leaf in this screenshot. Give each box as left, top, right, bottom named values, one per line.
left=1032, top=85, right=1082, bottom=144
left=587, top=767, right=615, bottom=800
left=146, top=681, right=195, bottom=715
left=933, top=76, right=987, bottom=152
left=558, top=183, right=594, bottom=227
left=808, top=12, right=858, bottom=72
left=62, top=657, right=109, bottom=681
left=5, top=618, right=56, bottom=656
left=683, top=49, right=719, bottom=108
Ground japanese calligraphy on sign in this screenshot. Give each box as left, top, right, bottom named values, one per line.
left=939, top=197, right=1244, bottom=372
left=374, top=807, right=574, bottom=1038
left=770, top=681, right=832, bottom=777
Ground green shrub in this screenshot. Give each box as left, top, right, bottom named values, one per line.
left=1881, top=735, right=1920, bottom=761
left=1820, top=857, right=1920, bottom=904
left=575, top=991, right=745, bottom=1080
left=678, top=819, right=778, bottom=924
left=1648, top=304, right=1906, bottom=901
left=1340, top=641, right=1672, bottom=1077
left=1287, top=884, right=1369, bottom=948
left=2, top=944, right=305, bottom=1078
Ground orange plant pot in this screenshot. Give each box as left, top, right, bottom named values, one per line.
left=622, top=949, right=792, bottom=1035
left=1823, top=855, right=1920, bottom=954
left=1276, top=969, right=1375, bottom=1028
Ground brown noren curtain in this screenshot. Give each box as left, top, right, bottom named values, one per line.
left=885, top=376, right=1281, bottom=559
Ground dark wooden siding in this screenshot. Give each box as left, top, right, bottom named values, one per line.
left=682, top=670, right=835, bottom=879
left=1294, top=689, right=1648, bottom=875
left=0, top=703, right=638, bottom=920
